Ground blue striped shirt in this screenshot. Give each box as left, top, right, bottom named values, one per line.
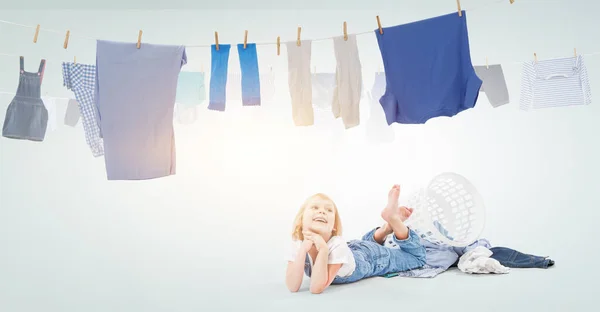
left=519, top=55, right=592, bottom=111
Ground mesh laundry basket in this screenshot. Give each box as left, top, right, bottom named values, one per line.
left=404, top=172, right=486, bottom=247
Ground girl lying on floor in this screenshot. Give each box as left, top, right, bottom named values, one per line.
left=285, top=185, right=554, bottom=294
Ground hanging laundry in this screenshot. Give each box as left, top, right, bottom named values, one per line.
left=2, top=57, right=48, bottom=142
left=473, top=64, right=510, bottom=108
left=94, top=40, right=187, bottom=180
left=311, top=73, right=335, bottom=111
left=174, top=103, right=198, bottom=125
left=332, top=34, right=362, bottom=129
left=209, top=44, right=231, bottom=111
left=519, top=55, right=592, bottom=111
left=237, top=43, right=261, bottom=106
left=286, top=40, right=314, bottom=126
left=365, top=72, right=395, bottom=144
left=374, top=11, right=482, bottom=125
left=41, top=96, right=57, bottom=132
left=62, top=62, right=104, bottom=157
left=63, top=98, right=80, bottom=127
left=176, top=71, right=206, bottom=106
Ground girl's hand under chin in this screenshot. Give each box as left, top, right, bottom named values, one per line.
left=303, top=230, right=328, bottom=252
left=301, top=239, right=314, bottom=253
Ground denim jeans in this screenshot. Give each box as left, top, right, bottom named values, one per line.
left=304, top=227, right=427, bottom=284
left=489, top=247, right=552, bottom=269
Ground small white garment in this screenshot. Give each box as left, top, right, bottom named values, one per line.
left=175, top=103, right=197, bottom=124
left=519, top=55, right=592, bottom=111
left=332, top=34, right=362, bottom=129
left=286, top=40, right=314, bottom=126
left=458, top=246, right=510, bottom=274
left=41, top=96, right=57, bottom=132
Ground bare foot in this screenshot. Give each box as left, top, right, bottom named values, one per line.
left=381, top=184, right=401, bottom=223
left=398, top=206, right=414, bottom=222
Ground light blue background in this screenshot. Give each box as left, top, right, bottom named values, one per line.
left=1, top=1, right=599, bottom=311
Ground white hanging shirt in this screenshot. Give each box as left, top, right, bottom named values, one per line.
left=519, top=55, right=592, bottom=111
left=287, top=236, right=356, bottom=278
left=41, top=96, right=57, bottom=132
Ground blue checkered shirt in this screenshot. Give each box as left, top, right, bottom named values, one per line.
left=62, top=62, right=104, bottom=157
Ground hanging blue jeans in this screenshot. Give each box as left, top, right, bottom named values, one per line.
left=208, top=44, right=230, bottom=111
left=237, top=43, right=261, bottom=106
left=489, top=247, right=553, bottom=269
left=303, top=227, right=427, bottom=284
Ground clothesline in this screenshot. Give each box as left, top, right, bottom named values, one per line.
left=0, top=0, right=509, bottom=47
left=0, top=0, right=596, bottom=66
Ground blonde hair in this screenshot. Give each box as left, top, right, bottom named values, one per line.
left=291, top=193, right=343, bottom=240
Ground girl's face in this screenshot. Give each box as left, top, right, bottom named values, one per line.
left=301, top=197, right=336, bottom=236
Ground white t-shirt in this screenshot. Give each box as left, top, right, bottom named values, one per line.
left=41, top=96, right=57, bottom=132
left=286, top=236, right=356, bottom=278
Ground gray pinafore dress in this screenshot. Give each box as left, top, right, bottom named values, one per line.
left=2, top=56, right=48, bottom=141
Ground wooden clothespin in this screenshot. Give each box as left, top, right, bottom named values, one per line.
left=277, top=36, right=280, bottom=55
left=63, top=30, right=70, bottom=49
left=33, top=24, right=40, bottom=43
left=343, top=21, right=348, bottom=41
left=533, top=52, right=537, bottom=63
left=510, top=0, right=515, bottom=4
left=457, top=0, right=462, bottom=17
left=243, top=30, right=248, bottom=49
left=376, top=16, right=383, bottom=34
left=215, top=32, right=219, bottom=51
left=574, top=48, right=577, bottom=57
left=297, top=26, right=302, bottom=46
left=136, top=30, right=143, bottom=49
left=486, top=57, right=489, bottom=69
left=74, top=56, right=76, bottom=64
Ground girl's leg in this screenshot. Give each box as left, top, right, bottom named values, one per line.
left=363, top=185, right=413, bottom=245
left=368, top=185, right=427, bottom=275
left=361, top=223, right=393, bottom=245
left=381, top=185, right=411, bottom=241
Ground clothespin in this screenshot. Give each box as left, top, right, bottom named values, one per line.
left=243, top=30, right=248, bottom=49
left=215, top=32, right=219, bottom=51
left=277, top=36, right=280, bottom=55
left=457, top=0, right=462, bottom=17
left=574, top=48, right=577, bottom=57
left=63, top=30, right=70, bottom=49
left=74, top=56, right=76, bottom=64
left=33, top=24, right=40, bottom=43
left=533, top=53, right=537, bottom=63
left=297, top=26, right=302, bottom=46
left=486, top=57, right=489, bottom=69
left=376, top=16, right=383, bottom=34
left=510, top=0, right=515, bottom=4
left=343, top=21, right=348, bottom=41
left=136, top=30, right=143, bottom=49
